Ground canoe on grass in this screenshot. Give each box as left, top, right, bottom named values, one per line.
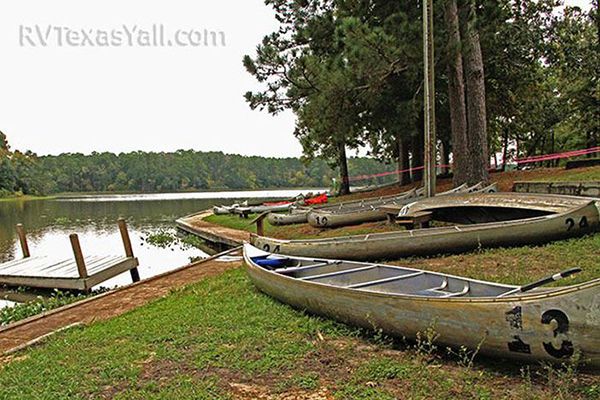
left=251, top=198, right=600, bottom=260
left=267, top=208, right=314, bottom=226
left=213, top=203, right=293, bottom=215
left=243, top=244, right=600, bottom=367
left=212, top=193, right=327, bottom=216
left=247, top=202, right=294, bottom=214
left=398, top=191, right=594, bottom=225
left=267, top=186, right=423, bottom=227
left=306, top=182, right=496, bottom=229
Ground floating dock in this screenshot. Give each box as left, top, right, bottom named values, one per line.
left=0, top=219, right=140, bottom=292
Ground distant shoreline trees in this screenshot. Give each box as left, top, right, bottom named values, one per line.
left=0, top=133, right=394, bottom=196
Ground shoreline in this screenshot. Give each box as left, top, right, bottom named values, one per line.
left=0, top=195, right=56, bottom=203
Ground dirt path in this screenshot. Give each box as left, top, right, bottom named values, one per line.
left=177, top=210, right=251, bottom=246
left=0, top=255, right=240, bottom=356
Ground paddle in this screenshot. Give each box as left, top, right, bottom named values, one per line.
left=498, top=268, right=582, bottom=298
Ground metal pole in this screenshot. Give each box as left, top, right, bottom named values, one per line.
left=423, top=0, right=437, bottom=197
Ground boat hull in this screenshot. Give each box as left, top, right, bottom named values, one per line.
left=251, top=202, right=600, bottom=261
left=270, top=187, right=421, bottom=227
left=244, top=253, right=600, bottom=367
left=307, top=208, right=387, bottom=228
left=306, top=183, right=494, bottom=229
left=268, top=209, right=310, bottom=226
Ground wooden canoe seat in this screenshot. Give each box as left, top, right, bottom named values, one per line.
left=395, top=211, right=433, bottom=230
left=232, top=207, right=252, bottom=219
left=380, top=205, right=405, bottom=224
left=380, top=206, right=433, bottom=229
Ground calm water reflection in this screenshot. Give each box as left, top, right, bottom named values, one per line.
left=0, top=189, right=318, bottom=298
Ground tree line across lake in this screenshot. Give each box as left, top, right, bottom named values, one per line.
left=0, top=132, right=392, bottom=196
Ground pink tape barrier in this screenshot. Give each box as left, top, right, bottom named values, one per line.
left=348, top=147, right=599, bottom=183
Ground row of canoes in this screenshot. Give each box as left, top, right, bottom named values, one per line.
left=252, top=193, right=600, bottom=261
left=213, top=193, right=328, bottom=215
left=269, top=182, right=497, bottom=227
left=307, top=182, right=498, bottom=228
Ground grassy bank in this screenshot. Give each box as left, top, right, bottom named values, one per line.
left=1, top=267, right=598, bottom=399
left=0, top=195, right=55, bottom=203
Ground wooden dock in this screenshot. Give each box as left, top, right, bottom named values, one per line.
left=0, top=249, right=240, bottom=356
left=0, top=219, right=140, bottom=292
left=176, top=210, right=251, bottom=248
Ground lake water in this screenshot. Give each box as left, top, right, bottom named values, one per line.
left=0, top=189, right=321, bottom=306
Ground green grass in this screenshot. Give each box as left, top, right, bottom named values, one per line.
left=1, top=268, right=598, bottom=399
left=204, top=213, right=404, bottom=240
left=204, top=214, right=264, bottom=233
left=540, top=167, right=600, bottom=182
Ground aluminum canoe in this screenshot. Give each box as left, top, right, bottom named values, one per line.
left=398, top=191, right=596, bottom=224
left=268, top=186, right=423, bottom=227
left=306, top=183, right=496, bottom=229
left=243, top=244, right=600, bottom=367
left=251, top=199, right=600, bottom=261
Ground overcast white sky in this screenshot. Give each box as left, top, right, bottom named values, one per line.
left=0, top=0, right=593, bottom=157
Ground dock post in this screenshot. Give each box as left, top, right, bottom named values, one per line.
left=249, top=212, right=269, bottom=237
left=16, top=224, right=31, bottom=258
left=256, top=219, right=264, bottom=236
left=69, top=234, right=88, bottom=280
left=118, top=218, right=140, bottom=283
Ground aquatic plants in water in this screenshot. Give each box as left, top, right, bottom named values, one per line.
left=0, top=288, right=109, bottom=326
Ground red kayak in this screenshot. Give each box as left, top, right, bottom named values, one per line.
left=304, top=193, right=328, bottom=206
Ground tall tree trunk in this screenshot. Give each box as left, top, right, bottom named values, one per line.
left=445, top=0, right=470, bottom=186
left=460, top=1, right=489, bottom=185
left=337, top=141, right=350, bottom=196
left=441, top=139, right=451, bottom=176
left=502, top=126, right=510, bottom=171
left=412, top=124, right=425, bottom=182
left=396, top=132, right=411, bottom=185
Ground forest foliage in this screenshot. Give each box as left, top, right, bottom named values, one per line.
left=0, top=132, right=390, bottom=196
left=244, top=0, right=598, bottom=191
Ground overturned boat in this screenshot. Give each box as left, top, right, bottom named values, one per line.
left=214, top=193, right=329, bottom=217
left=243, top=244, right=600, bottom=367
left=268, top=186, right=422, bottom=227
left=268, top=182, right=491, bottom=227
left=306, top=182, right=497, bottom=229
left=251, top=193, right=600, bottom=261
